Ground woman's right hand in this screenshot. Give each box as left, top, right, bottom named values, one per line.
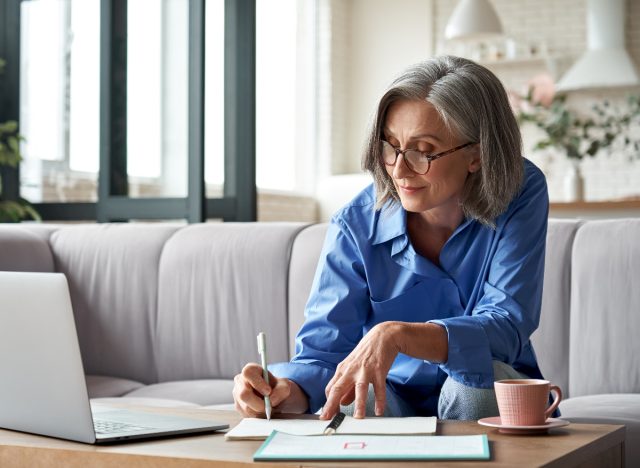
left=232, top=363, right=309, bottom=417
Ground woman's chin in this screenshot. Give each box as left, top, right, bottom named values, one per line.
left=399, top=198, right=432, bottom=213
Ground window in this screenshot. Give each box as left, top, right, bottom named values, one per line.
left=255, top=0, right=297, bottom=191
left=127, top=0, right=189, bottom=198
left=20, top=0, right=99, bottom=202
left=204, top=0, right=224, bottom=197
left=20, top=0, right=192, bottom=202
left=7, top=0, right=304, bottom=222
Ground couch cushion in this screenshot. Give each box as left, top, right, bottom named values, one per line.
left=0, top=225, right=56, bottom=272
left=155, top=223, right=307, bottom=383
left=123, top=379, right=235, bottom=406
left=530, top=219, right=581, bottom=398
left=569, top=219, right=640, bottom=397
left=86, top=375, right=145, bottom=398
left=49, top=224, right=181, bottom=384
left=560, top=394, right=640, bottom=466
left=287, top=223, right=329, bottom=358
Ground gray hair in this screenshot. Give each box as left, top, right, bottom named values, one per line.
left=362, top=55, right=524, bottom=227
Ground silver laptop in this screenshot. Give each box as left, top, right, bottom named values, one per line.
left=0, top=271, right=229, bottom=444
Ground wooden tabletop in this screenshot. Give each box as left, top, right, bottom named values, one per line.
left=0, top=406, right=625, bottom=468
left=550, top=199, right=640, bottom=211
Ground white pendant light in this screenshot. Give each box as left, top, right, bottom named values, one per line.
left=444, top=0, right=503, bottom=41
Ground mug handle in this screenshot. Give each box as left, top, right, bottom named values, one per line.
left=544, top=385, right=562, bottom=419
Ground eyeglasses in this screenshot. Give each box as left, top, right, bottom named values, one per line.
left=380, top=140, right=476, bottom=175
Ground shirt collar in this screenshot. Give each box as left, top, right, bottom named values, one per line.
left=372, top=201, right=475, bottom=247
left=372, top=202, right=406, bottom=246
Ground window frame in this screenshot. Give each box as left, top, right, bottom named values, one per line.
left=0, top=0, right=257, bottom=222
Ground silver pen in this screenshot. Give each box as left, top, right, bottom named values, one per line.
left=256, top=332, right=272, bottom=420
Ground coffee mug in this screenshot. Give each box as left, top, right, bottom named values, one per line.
left=494, top=379, right=562, bottom=426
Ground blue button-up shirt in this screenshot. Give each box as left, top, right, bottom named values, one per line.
left=271, top=159, right=549, bottom=415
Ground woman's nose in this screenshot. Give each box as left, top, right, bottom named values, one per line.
left=392, top=153, right=413, bottom=179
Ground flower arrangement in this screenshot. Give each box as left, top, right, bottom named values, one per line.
left=511, top=73, right=640, bottom=162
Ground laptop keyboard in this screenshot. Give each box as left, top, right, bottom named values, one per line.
left=94, top=419, right=154, bottom=435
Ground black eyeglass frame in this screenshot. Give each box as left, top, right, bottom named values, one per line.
left=380, top=140, right=476, bottom=175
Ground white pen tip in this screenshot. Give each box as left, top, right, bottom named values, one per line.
left=257, top=332, right=265, bottom=350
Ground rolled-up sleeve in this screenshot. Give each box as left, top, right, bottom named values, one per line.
left=430, top=170, right=549, bottom=388
left=271, top=217, right=370, bottom=413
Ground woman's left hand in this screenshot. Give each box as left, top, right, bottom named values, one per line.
left=320, top=321, right=401, bottom=420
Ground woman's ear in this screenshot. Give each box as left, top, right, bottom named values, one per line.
left=467, top=145, right=482, bottom=173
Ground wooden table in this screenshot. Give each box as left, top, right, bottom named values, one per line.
left=0, top=407, right=625, bottom=467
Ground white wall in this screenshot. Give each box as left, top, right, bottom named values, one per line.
left=335, top=0, right=434, bottom=174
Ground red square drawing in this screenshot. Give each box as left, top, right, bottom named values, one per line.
left=343, top=441, right=367, bottom=450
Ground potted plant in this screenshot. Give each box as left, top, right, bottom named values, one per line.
left=0, top=58, right=40, bottom=222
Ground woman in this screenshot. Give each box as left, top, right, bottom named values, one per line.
left=233, top=55, right=548, bottom=421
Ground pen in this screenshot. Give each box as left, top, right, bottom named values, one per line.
left=256, top=332, right=272, bottom=420
left=323, top=411, right=346, bottom=435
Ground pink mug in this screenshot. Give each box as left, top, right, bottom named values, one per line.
left=494, top=379, right=562, bottom=426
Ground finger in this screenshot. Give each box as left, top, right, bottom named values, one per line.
left=269, top=377, right=292, bottom=407
left=372, top=377, right=387, bottom=416
left=235, top=376, right=268, bottom=416
left=340, top=387, right=356, bottom=406
left=234, top=398, right=261, bottom=418
left=353, top=381, right=369, bottom=419
left=266, top=370, right=278, bottom=388
left=241, top=363, right=271, bottom=396
left=324, top=370, right=342, bottom=399
left=321, top=383, right=348, bottom=420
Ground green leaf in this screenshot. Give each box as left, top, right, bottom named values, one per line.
left=20, top=202, right=41, bottom=221
left=0, top=199, right=40, bottom=222
left=533, top=140, right=552, bottom=151
left=0, top=120, right=18, bottom=133
left=0, top=201, right=23, bottom=222
left=586, top=141, right=600, bottom=156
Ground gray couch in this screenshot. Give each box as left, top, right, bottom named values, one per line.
left=0, top=219, right=638, bottom=463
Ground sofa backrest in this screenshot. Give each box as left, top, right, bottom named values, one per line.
left=568, top=219, right=640, bottom=397
left=49, top=224, right=181, bottom=384
left=0, top=222, right=306, bottom=385
left=531, top=219, right=582, bottom=397
left=2, top=219, right=637, bottom=400
left=0, top=225, right=56, bottom=272
left=288, top=224, right=329, bottom=357
left=154, top=223, right=307, bottom=383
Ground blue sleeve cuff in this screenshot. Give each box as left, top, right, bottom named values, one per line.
left=269, top=361, right=334, bottom=413
left=429, top=317, right=494, bottom=389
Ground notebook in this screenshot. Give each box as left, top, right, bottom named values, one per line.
left=0, top=271, right=229, bottom=444
left=225, top=416, right=437, bottom=440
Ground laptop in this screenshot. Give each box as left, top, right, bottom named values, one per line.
left=0, top=271, right=229, bottom=444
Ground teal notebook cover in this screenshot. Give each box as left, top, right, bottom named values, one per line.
left=253, top=431, right=490, bottom=461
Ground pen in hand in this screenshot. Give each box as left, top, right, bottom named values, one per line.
left=256, top=332, right=272, bottom=420
left=323, top=412, right=346, bottom=435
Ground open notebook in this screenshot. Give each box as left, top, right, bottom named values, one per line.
left=225, top=416, right=437, bottom=440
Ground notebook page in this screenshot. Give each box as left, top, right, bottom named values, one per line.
left=225, top=416, right=436, bottom=440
